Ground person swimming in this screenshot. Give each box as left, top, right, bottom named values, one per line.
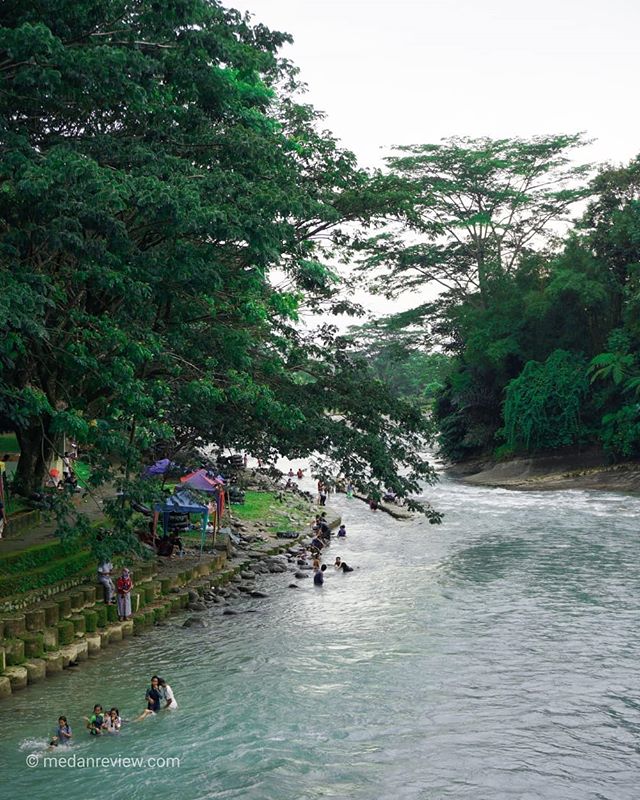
left=334, top=556, right=354, bottom=572
left=50, top=716, right=72, bottom=746
left=136, top=675, right=162, bottom=720
left=104, top=707, right=122, bottom=733
left=158, top=677, right=178, bottom=710
left=86, top=704, right=105, bottom=735
left=313, top=564, right=327, bottom=586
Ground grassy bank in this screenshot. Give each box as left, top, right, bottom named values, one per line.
left=231, top=490, right=308, bottom=531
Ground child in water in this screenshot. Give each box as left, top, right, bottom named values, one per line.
left=104, top=707, right=122, bottom=733
left=50, top=716, right=72, bottom=746
left=337, top=524, right=346, bottom=537
left=86, top=704, right=105, bottom=735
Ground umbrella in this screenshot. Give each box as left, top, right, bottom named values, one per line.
left=144, top=458, right=173, bottom=477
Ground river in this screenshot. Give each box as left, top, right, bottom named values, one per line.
left=3, top=471, right=640, bottom=799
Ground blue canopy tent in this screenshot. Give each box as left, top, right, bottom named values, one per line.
left=153, top=490, right=209, bottom=556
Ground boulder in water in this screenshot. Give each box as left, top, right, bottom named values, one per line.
left=250, top=590, right=268, bottom=598
left=183, top=617, right=208, bottom=628
left=294, top=571, right=309, bottom=579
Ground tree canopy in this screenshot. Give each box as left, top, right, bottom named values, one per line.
left=0, top=0, right=442, bottom=544
left=358, top=141, right=640, bottom=464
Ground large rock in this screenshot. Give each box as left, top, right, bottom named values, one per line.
left=74, top=639, right=89, bottom=662
left=44, top=653, right=64, bottom=674
left=4, top=637, right=25, bottom=665
left=108, top=624, right=124, bottom=642
left=288, top=583, right=299, bottom=589
left=250, top=591, right=268, bottom=598
left=43, top=627, right=59, bottom=651
left=294, top=572, right=309, bottom=579
left=86, top=634, right=102, bottom=656
left=42, top=603, right=60, bottom=627
left=59, top=645, right=77, bottom=668
left=182, top=617, right=208, bottom=628
left=25, top=609, right=46, bottom=632
left=0, top=676, right=11, bottom=698
left=223, top=609, right=237, bottom=616
left=5, top=666, right=28, bottom=690
left=187, top=602, right=207, bottom=612
left=25, top=659, right=47, bottom=683
left=121, top=620, right=134, bottom=638
left=4, top=615, right=26, bottom=638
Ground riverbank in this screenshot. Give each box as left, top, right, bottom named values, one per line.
left=0, top=488, right=338, bottom=702
left=447, top=451, right=640, bottom=492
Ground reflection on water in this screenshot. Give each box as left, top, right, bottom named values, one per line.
left=2, top=472, right=640, bottom=799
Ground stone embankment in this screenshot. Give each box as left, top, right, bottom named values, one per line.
left=0, top=504, right=340, bottom=701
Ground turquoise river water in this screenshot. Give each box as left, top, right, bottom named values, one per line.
left=2, top=471, right=640, bottom=799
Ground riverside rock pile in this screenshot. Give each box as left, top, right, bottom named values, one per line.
left=181, top=532, right=327, bottom=627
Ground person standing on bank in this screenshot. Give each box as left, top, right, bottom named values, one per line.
left=116, top=567, right=133, bottom=621
left=97, top=559, right=115, bottom=605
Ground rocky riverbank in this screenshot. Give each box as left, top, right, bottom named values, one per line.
left=0, top=489, right=339, bottom=701
left=447, top=451, right=640, bottom=493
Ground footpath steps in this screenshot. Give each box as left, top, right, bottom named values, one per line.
left=0, top=505, right=318, bottom=701
left=0, top=550, right=231, bottom=700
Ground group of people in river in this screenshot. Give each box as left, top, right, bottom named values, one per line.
left=48, top=675, right=178, bottom=747
left=303, top=512, right=354, bottom=586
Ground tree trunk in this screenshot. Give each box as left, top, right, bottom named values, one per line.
left=14, top=420, right=54, bottom=496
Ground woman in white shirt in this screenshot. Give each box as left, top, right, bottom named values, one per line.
left=158, top=678, right=178, bottom=710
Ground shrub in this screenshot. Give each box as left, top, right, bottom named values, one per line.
left=57, top=620, right=75, bottom=646
left=83, top=609, right=98, bottom=633
left=502, top=350, right=588, bottom=451
left=0, top=541, right=77, bottom=576
left=21, top=632, right=44, bottom=659
left=0, top=552, right=94, bottom=597
left=94, top=605, right=108, bottom=628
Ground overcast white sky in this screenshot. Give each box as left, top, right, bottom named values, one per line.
left=238, top=0, right=639, bottom=169
left=235, top=0, right=639, bottom=323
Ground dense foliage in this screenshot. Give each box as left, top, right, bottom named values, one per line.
left=359, top=139, right=640, bottom=464
left=0, top=0, right=442, bottom=552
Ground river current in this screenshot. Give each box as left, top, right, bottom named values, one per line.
left=3, top=470, right=640, bottom=799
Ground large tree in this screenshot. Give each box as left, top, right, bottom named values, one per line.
left=359, top=134, right=592, bottom=322
left=0, top=0, right=440, bottom=522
